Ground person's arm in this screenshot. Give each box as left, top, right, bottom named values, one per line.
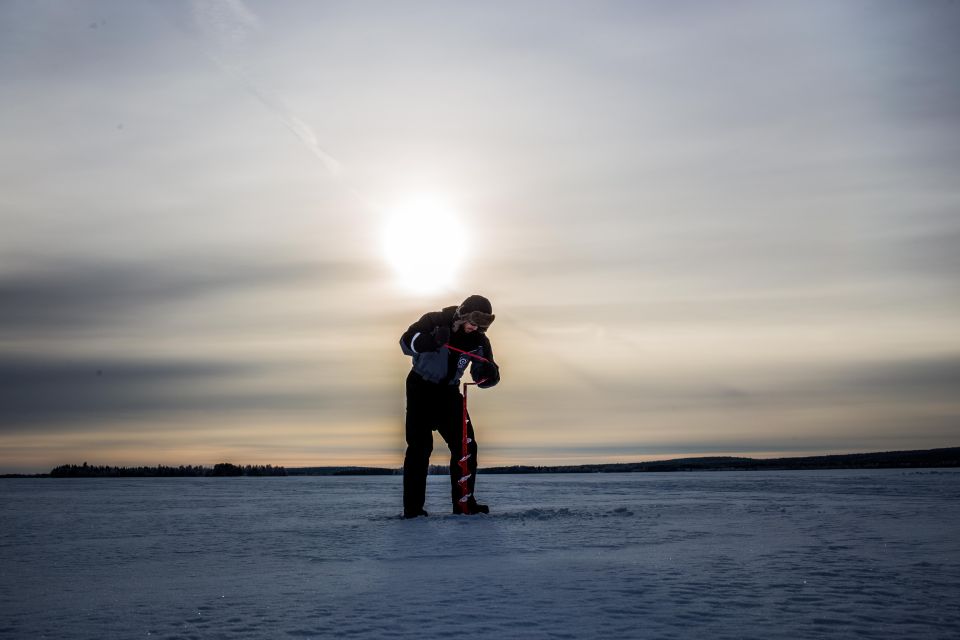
left=472, top=337, right=500, bottom=388
left=399, top=311, right=451, bottom=355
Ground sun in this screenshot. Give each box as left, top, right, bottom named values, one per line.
left=381, top=196, right=468, bottom=294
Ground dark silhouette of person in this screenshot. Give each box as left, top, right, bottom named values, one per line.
left=399, top=294, right=500, bottom=517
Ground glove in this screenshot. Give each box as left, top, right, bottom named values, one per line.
left=410, top=326, right=450, bottom=352
left=432, top=326, right=451, bottom=348
left=475, top=362, right=500, bottom=388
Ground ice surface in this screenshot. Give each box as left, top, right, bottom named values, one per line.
left=2, top=470, right=959, bottom=639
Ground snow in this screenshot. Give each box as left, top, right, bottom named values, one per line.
left=2, top=470, right=959, bottom=639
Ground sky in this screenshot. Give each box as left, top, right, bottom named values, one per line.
left=2, top=1, right=959, bottom=473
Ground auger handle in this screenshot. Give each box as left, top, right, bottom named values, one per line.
left=443, top=343, right=492, bottom=364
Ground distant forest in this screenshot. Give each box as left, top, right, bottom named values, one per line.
left=1, top=447, right=957, bottom=478
left=481, top=447, right=960, bottom=474
left=48, top=462, right=287, bottom=477
left=40, top=463, right=399, bottom=478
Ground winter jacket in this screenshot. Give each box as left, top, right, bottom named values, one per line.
left=400, top=306, right=500, bottom=388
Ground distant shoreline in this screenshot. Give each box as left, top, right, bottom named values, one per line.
left=481, top=447, right=960, bottom=474
left=3, top=447, right=958, bottom=478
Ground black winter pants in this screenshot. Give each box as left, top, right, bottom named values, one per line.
left=403, top=371, right=478, bottom=514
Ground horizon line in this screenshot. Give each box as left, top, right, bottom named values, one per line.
left=6, top=445, right=958, bottom=476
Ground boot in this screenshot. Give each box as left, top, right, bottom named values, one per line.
left=454, top=499, right=489, bottom=515
left=402, top=508, right=429, bottom=519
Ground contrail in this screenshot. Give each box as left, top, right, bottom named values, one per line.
left=186, top=0, right=344, bottom=179
left=231, top=68, right=343, bottom=177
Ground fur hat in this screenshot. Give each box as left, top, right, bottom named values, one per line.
left=459, top=294, right=492, bottom=315
left=454, top=294, right=495, bottom=331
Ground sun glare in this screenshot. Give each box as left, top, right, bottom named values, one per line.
left=381, top=196, right=468, bottom=294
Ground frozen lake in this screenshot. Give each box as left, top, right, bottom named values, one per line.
left=2, top=470, right=959, bottom=639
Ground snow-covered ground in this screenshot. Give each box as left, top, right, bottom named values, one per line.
left=2, top=470, right=959, bottom=639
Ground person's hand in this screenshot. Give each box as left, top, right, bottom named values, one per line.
left=476, top=361, right=500, bottom=388
left=432, top=326, right=451, bottom=348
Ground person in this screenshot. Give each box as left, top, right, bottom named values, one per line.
left=399, top=294, right=500, bottom=518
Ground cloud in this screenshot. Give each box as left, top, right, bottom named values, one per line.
left=0, top=352, right=397, bottom=431
left=0, top=354, right=247, bottom=428
left=481, top=354, right=960, bottom=440
left=0, top=255, right=377, bottom=333
left=624, top=355, right=960, bottom=410
left=829, top=355, right=960, bottom=398
left=889, top=227, right=960, bottom=282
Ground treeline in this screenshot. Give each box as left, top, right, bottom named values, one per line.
left=482, top=447, right=960, bottom=474
left=11, top=447, right=958, bottom=479
left=286, top=466, right=395, bottom=476
left=286, top=465, right=447, bottom=476
left=49, top=462, right=287, bottom=477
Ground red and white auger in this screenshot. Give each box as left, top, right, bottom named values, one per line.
left=444, top=344, right=492, bottom=514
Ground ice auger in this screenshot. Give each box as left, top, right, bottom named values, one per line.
left=444, top=344, right=491, bottom=514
